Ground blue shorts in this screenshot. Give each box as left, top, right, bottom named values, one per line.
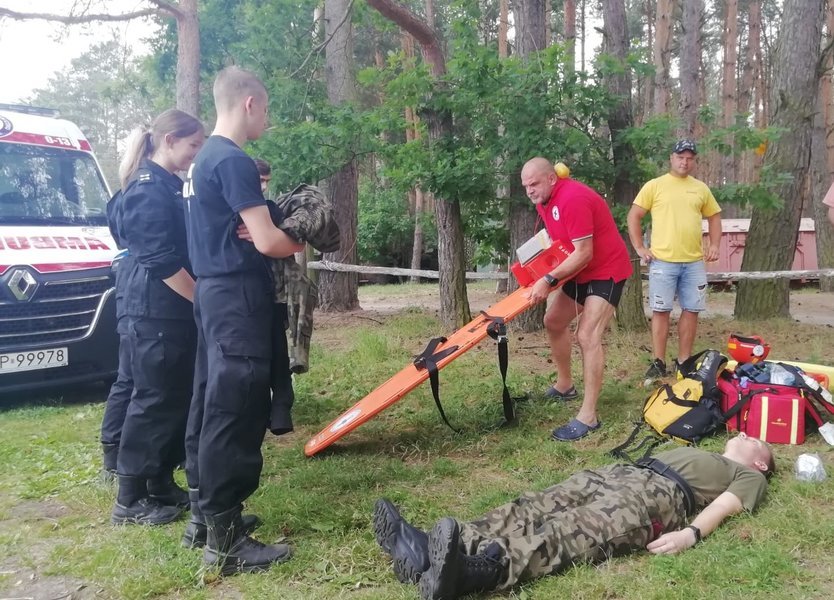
left=648, top=259, right=707, bottom=312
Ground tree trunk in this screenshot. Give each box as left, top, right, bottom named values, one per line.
left=499, top=0, right=509, bottom=57
left=175, top=0, right=200, bottom=116
left=812, top=91, right=834, bottom=293
left=319, top=163, right=360, bottom=311
left=815, top=8, right=834, bottom=293
left=508, top=0, right=547, bottom=333
left=579, top=0, right=586, bottom=72
left=748, top=1, right=766, bottom=174
left=720, top=0, right=739, bottom=185
left=514, top=0, right=546, bottom=56
left=564, top=0, right=576, bottom=75
left=734, top=0, right=826, bottom=320
left=602, top=0, right=646, bottom=333
left=737, top=2, right=754, bottom=118
left=652, top=0, right=673, bottom=115
left=403, top=33, right=425, bottom=283
left=678, top=0, right=702, bottom=138
left=495, top=0, right=510, bottom=294
left=736, top=2, right=756, bottom=184
left=755, top=2, right=769, bottom=128
left=319, top=0, right=360, bottom=312
left=825, top=4, right=834, bottom=175
left=508, top=185, right=543, bottom=332
left=367, top=0, right=470, bottom=329
left=638, top=0, right=654, bottom=124
left=410, top=188, right=425, bottom=283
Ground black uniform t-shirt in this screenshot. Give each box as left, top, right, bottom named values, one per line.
left=184, top=135, right=268, bottom=278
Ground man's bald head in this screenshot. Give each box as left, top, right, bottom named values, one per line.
left=521, top=157, right=557, bottom=205
left=522, top=157, right=554, bottom=178
left=213, top=66, right=267, bottom=114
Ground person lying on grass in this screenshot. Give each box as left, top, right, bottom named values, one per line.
left=373, top=433, right=774, bottom=600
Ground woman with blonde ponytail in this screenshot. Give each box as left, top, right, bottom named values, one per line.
left=108, top=109, right=205, bottom=527
left=118, top=127, right=154, bottom=189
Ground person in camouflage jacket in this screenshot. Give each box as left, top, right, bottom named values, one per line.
left=266, top=183, right=339, bottom=434
left=373, top=434, right=774, bottom=599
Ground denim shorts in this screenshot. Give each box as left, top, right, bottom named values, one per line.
left=647, top=259, right=707, bottom=312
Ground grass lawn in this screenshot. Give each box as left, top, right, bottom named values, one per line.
left=1, top=282, right=833, bottom=599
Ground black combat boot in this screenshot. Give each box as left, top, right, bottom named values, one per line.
left=111, top=475, right=183, bottom=525
left=373, top=498, right=430, bottom=583
left=100, top=443, right=118, bottom=484
left=147, top=472, right=190, bottom=509
left=182, top=489, right=263, bottom=549
left=203, top=506, right=292, bottom=575
left=418, top=518, right=505, bottom=600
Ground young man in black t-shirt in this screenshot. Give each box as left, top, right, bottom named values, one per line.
left=183, top=66, right=303, bottom=575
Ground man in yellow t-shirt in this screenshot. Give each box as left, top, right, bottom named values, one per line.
left=627, top=139, right=722, bottom=383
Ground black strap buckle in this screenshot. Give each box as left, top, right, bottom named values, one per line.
left=481, top=312, right=515, bottom=425
left=414, top=337, right=461, bottom=432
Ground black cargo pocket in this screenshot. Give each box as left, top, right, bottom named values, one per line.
left=132, top=319, right=193, bottom=390
left=214, top=337, right=271, bottom=415
left=131, top=320, right=166, bottom=390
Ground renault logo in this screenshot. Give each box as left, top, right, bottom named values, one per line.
left=8, top=268, right=38, bottom=301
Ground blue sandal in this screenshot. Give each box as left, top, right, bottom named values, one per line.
left=551, top=418, right=601, bottom=441
left=544, top=385, right=579, bottom=401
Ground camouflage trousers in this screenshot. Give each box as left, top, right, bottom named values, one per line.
left=458, top=464, right=687, bottom=588
left=270, top=257, right=318, bottom=374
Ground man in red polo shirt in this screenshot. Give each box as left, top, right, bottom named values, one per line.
left=521, top=157, right=632, bottom=441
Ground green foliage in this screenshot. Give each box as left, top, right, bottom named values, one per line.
left=619, top=109, right=792, bottom=210
left=712, top=165, right=793, bottom=209
left=356, top=179, right=436, bottom=267
left=619, top=114, right=680, bottom=181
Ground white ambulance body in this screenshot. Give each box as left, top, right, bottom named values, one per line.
left=0, top=104, right=119, bottom=394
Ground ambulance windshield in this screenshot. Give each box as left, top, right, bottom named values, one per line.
left=0, top=143, right=110, bottom=226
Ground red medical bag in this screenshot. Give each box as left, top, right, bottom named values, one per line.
left=718, top=375, right=823, bottom=445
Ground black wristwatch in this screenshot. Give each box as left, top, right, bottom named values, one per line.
left=685, top=525, right=701, bottom=544
left=543, top=274, right=559, bottom=288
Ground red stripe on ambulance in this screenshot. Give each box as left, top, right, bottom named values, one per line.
left=0, top=236, right=111, bottom=251
left=1, top=130, right=92, bottom=151
left=0, top=262, right=111, bottom=274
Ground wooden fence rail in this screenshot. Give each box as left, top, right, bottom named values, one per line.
left=306, top=260, right=834, bottom=282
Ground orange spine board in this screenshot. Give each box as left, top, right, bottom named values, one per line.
left=304, top=236, right=571, bottom=457
left=304, top=288, right=534, bottom=456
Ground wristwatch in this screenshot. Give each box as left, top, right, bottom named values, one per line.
left=685, top=525, right=701, bottom=544
left=542, top=274, right=559, bottom=287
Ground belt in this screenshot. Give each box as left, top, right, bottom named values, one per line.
left=635, top=458, right=696, bottom=517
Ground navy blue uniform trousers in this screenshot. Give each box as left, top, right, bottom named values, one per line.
left=117, top=317, right=196, bottom=477
left=100, top=317, right=133, bottom=448
left=185, top=272, right=273, bottom=516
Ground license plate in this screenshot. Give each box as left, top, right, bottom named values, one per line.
left=0, top=347, right=68, bottom=373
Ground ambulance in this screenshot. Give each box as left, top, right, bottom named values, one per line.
left=0, top=104, right=120, bottom=394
